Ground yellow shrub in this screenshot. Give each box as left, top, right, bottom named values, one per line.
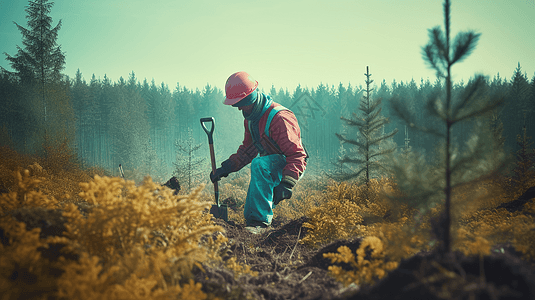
left=455, top=199, right=534, bottom=263
left=301, top=198, right=364, bottom=248
left=0, top=168, right=59, bottom=213
left=323, top=236, right=398, bottom=286
left=0, top=145, right=101, bottom=207
left=301, top=178, right=399, bottom=248
left=275, top=188, right=326, bottom=221
left=56, top=250, right=209, bottom=300
left=1, top=173, right=225, bottom=299
left=366, top=215, right=430, bottom=261
left=63, top=175, right=222, bottom=266
left=0, top=217, right=71, bottom=300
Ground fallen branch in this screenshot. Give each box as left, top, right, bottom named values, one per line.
left=299, top=271, right=313, bottom=284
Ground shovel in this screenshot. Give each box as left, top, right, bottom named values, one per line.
left=200, top=117, right=228, bottom=221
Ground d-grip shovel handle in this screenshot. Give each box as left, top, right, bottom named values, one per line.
left=200, top=117, right=219, bottom=206
left=200, top=117, right=215, bottom=144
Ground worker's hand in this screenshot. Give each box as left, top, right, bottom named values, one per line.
left=273, top=176, right=297, bottom=205
left=210, top=160, right=233, bottom=183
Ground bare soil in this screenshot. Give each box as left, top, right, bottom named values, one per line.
left=197, top=215, right=535, bottom=300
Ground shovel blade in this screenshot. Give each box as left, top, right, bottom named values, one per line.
left=210, top=205, right=228, bottom=221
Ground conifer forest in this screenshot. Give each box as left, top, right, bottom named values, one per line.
left=1, top=0, right=535, bottom=299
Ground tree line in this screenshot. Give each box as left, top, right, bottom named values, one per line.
left=1, top=0, right=534, bottom=182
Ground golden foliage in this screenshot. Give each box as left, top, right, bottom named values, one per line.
left=453, top=180, right=534, bottom=263
left=64, top=175, right=222, bottom=266
left=0, top=168, right=58, bottom=213
left=0, top=145, right=103, bottom=208
left=301, top=195, right=364, bottom=247
left=275, top=176, right=327, bottom=221
left=56, top=250, right=209, bottom=300
left=367, top=213, right=430, bottom=262
left=301, top=178, right=399, bottom=248
left=0, top=217, right=71, bottom=300
left=323, top=236, right=398, bottom=286
left=0, top=164, right=226, bottom=299
left=224, top=257, right=258, bottom=277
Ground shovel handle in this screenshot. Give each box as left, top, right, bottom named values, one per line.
left=200, top=117, right=219, bottom=206
left=200, top=117, right=215, bottom=144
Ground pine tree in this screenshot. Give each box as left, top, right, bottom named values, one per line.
left=71, top=69, right=91, bottom=166
left=510, top=63, right=530, bottom=114
left=3, top=0, right=74, bottom=157
left=335, top=66, right=398, bottom=196
left=510, top=124, right=535, bottom=197
left=389, top=0, right=504, bottom=253
left=269, top=84, right=277, bottom=97
left=531, top=74, right=535, bottom=105
left=173, top=128, right=206, bottom=192
left=3, top=0, right=65, bottom=123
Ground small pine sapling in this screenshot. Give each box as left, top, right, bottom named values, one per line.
left=172, top=128, right=206, bottom=192
left=389, top=0, right=504, bottom=253
left=335, top=66, right=398, bottom=199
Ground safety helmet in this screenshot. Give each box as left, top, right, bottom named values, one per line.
left=224, top=71, right=258, bottom=106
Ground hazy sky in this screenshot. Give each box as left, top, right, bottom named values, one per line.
left=1, top=0, right=534, bottom=92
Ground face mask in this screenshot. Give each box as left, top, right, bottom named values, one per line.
left=232, top=89, right=258, bottom=107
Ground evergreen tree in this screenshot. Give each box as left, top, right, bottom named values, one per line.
left=510, top=125, right=535, bottom=197
left=0, top=71, right=27, bottom=150
left=510, top=63, right=530, bottom=115
left=3, top=0, right=74, bottom=155
left=335, top=66, right=398, bottom=193
left=291, top=84, right=304, bottom=104
left=106, top=74, right=152, bottom=179
left=3, top=0, right=65, bottom=122
left=503, top=63, right=533, bottom=151
left=173, top=84, right=194, bottom=141
left=531, top=74, right=535, bottom=105
left=269, top=84, right=277, bottom=97
left=71, top=69, right=91, bottom=165
left=173, top=128, right=206, bottom=192
left=390, top=0, right=504, bottom=253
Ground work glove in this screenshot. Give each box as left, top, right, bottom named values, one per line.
left=273, top=175, right=297, bottom=205
left=210, top=160, right=233, bottom=183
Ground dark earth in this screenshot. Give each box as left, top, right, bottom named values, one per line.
left=197, top=214, right=535, bottom=300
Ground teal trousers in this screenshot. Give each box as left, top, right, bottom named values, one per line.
left=244, top=154, right=286, bottom=226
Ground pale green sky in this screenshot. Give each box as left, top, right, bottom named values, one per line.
left=1, top=0, right=534, bottom=92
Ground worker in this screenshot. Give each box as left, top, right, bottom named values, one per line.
left=210, top=71, right=308, bottom=234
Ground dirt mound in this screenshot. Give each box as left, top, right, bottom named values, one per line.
left=199, top=217, right=346, bottom=299
left=350, top=250, right=535, bottom=300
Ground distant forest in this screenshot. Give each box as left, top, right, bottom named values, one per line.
left=1, top=0, right=534, bottom=182
left=1, top=64, right=534, bottom=181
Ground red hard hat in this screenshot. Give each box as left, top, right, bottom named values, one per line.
left=224, top=71, right=258, bottom=106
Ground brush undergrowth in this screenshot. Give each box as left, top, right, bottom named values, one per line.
left=1, top=134, right=534, bottom=297
left=0, top=145, right=230, bottom=300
